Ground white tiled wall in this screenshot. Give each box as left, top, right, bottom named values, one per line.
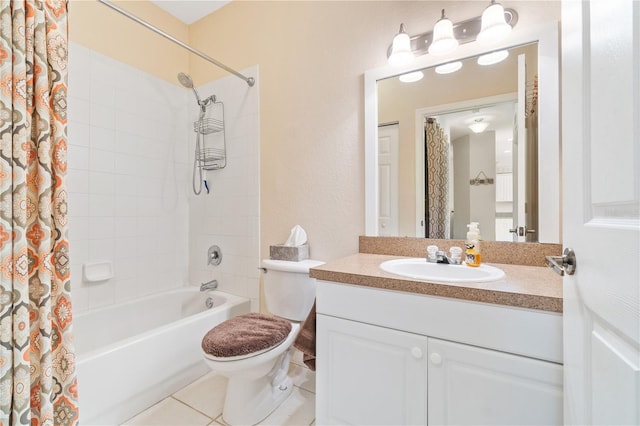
left=187, top=66, right=261, bottom=312
left=66, top=42, right=189, bottom=313
left=67, top=43, right=260, bottom=314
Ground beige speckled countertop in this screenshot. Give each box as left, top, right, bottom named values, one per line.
left=311, top=253, right=563, bottom=313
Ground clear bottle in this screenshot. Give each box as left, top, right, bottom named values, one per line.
left=465, top=222, right=482, bottom=267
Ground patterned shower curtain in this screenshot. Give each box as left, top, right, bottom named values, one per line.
left=425, top=118, right=450, bottom=239
left=0, top=1, right=79, bottom=424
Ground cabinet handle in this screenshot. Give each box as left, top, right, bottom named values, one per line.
left=411, top=347, right=423, bottom=359
left=430, top=352, right=443, bottom=365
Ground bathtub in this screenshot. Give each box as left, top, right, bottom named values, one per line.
left=75, top=288, right=251, bottom=425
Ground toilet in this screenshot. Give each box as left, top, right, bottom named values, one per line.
left=201, top=258, right=324, bottom=425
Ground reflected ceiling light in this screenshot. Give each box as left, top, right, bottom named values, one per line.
left=435, top=61, right=463, bottom=74
left=469, top=118, right=489, bottom=133
left=428, top=9, right=458, bottom=56
left=388, top=24, right=415, bottom=67
left=399, top=70, right=424, bottom=83
left=477, top=49, right=509, bottom=65
left=477, top=0, right=512, bottom=45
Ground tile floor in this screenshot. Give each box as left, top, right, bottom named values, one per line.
left=122, top=352, right=316, bottom=426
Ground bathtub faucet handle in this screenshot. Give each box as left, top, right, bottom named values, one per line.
left=200, top=279, right=218, bottom=291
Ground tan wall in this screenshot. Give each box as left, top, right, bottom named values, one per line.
left=190, top=1, right=560, bottom=261
left=68, top=0, right=189, bottom=83
left=69, top=0, right=560, bottom=262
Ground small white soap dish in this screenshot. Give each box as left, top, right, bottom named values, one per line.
left=83, top=260, right=114, bottom=283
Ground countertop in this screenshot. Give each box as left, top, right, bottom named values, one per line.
left=310, top=253, right=563, bottom=313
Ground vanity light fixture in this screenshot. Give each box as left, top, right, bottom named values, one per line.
left=477, top=0, right=513, bottom=45
left=399, top=70, right=425, bottom=83
left=469, top=118, right=489, bottom=133
left=386, top=5, right=517, bottom=63
left=428, top=9, right=458, bottom=56
left=388, top=24, right=415, bottom=67
left=477, top=49, right=509, bottom=65
left=435, top=61, right=463, bottom=74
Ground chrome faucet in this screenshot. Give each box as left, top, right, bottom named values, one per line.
left=436, top=250, right=450, bottom=264
left=200, top=279, right=218, bottom=291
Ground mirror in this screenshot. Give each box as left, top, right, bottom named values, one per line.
left=378, top=43, right=537, bottom=241
left=364, top=22, right=560, bottom=243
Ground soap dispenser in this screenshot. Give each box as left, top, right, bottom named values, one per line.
left=465, top=222, right=482, bottom=267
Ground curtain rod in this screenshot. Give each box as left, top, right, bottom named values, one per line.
left=97, top=0, right=255, bottom=87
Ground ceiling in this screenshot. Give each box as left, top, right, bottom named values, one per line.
left=150, top=1, right=230, bottom=24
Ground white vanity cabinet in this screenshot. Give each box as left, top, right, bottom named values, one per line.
left=316, top=280, right=563, bottom=426
left=427, top=337, right=563, bottom=425
left=317, top=314, right=429, bottom=425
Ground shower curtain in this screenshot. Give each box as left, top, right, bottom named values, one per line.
left=0, top=1, right=79, bottom=424
left=425, top=118, right=450, bottom=239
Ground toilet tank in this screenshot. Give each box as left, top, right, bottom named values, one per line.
left=261, top=259, right=324, bottom=321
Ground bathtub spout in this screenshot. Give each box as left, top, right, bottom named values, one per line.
left=200, top=280, right=218, bottom=291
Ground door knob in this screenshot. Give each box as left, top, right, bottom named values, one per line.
left=545, top=248, right=577, bottom=276
left=430, top=352, right=442, bottom=365
left=509, top=226, right=536, bottom=236
left=411, top=347, right=423, bottom=359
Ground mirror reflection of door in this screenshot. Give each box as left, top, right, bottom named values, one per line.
left=378, top=123, right=399, bottom=236
left=512, top=53, right=539, bottom=242
left=512, top=53, right=527, bottom=242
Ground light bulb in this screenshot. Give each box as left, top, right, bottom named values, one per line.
left=477, top=50, right=509, bottom=65
left=469, top=119, right=489, bottom=133
left=399, top=71, right=424, bottom=83
left=477, top=1, right=512, bottom=45
left=428, top=9, right=458, bottom=56
left=435, top=61, right=462, bottom=74
left=388, top=24, right=415, bottom=67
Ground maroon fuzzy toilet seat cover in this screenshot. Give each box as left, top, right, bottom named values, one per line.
left=202, top=313, right=292, bottom=358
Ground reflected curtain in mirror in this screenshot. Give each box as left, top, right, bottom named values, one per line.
left=425, top=119, right=450, bottom=238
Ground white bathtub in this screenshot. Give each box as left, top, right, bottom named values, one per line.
left=75, top=288, right=251, bottom=425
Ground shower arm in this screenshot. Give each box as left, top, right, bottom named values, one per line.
left=97, top=0, right=255, bottom=87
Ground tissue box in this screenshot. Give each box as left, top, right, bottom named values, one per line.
left=270, top=244, right=309, bottom=261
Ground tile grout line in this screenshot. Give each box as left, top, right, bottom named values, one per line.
left=170, top=396, right=216, bottom=423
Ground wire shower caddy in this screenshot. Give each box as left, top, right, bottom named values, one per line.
left=194, top=98, right=227, bottom=170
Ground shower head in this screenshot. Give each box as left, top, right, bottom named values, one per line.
left=177, top=72, right=202, bottom=104
left=177, top=72, right=193, bottom=88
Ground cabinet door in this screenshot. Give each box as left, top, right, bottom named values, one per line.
left=317, top=314, right=428, bottom=425
left=428, top=337, right=563, bottom=425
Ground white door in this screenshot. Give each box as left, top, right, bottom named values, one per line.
left=316, top=314, right=427, bottom=425
left=428, top=337, right=563, bottom=425
left=378, top=124, right=399, bottom=236
left=511, top=54, right=528, bottom=242
left=562, top=1, right=640, bottom=424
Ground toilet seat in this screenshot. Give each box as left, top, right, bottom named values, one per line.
left=202, top=313, right=292, bottom=359
left=203, top=332, right=289, bottom=362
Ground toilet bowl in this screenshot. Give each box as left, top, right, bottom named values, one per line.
left=201, top=258, right=323, bottom=425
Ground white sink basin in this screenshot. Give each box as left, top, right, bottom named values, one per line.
left=379, top=258, right=505, bottom=283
